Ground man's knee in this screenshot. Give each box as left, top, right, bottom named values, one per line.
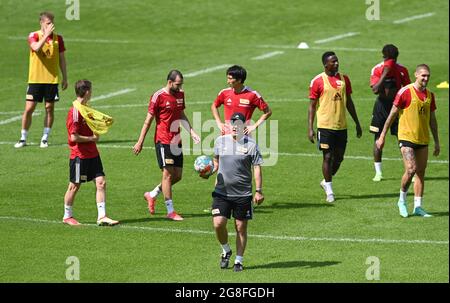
left=95, top=178, right=106, bottom=190
left=234, top=220, right=248, bottom=234
left=213, top=217, right=227, bottom=230
left=45, top=103, right=54, bottom=114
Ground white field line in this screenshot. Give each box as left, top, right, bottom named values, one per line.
left=0, top=141, right=447, bottom=164
left=7, top=36, right=134, bottom=44
left=90, top=88, right=136, bottom=102
left=393, top=12, right=435, bottom=24
left=257, top=45, right=378, bottom=52
left=0, top=112, right=40, bottom=125
left=0, top=216, right=447, bottom=245
left=314, top=32, right=360, bottom=44
left=184, top=64, right=231, bottom=78
left=251, top=51, right=285, bottom=60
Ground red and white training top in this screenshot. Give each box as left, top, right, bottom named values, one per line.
left=370, top=59, right=410, bottom=90
left=66, top=107, right=99, bottom=159
left=148, top=88, right=186, bottom=145
left=213, top=86, right=268, bottom=122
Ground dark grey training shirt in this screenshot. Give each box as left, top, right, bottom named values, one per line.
left=213, top=134, right=263, bottom=197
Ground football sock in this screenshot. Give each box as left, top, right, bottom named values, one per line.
left=97, top=202, right=106, bottom=219
left=324, top=181, right=333, bottom=195
left=414, top=196, right=422, bottom=209
left=221, top=243, right=231, bottom=254
left=165, top=199, right=174, bottom=214
left=41, top=127, right=51, bottom=141
left=20, top=129, right=28, bottom=141
left=235, top=255, right=243, bottom=264
left=399, top=190, right=407, bottom=202
left=374, top=162, right=382, bottom=175
left=150, top=185, right=162, bottom=198
left=64, top=204, right=73, bottom=219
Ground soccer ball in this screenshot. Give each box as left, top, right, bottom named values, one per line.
left=194, top=155, right=214, bottom=177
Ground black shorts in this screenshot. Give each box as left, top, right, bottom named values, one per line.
left=155, top=142, right=183, bottom=169
left=26, top=84, right=59, bottom=103
left=317, top=128, right=347, bottom=151
left=69, top=156, right=105, bottom=183
left=398, top=140, right=428, bottom=150
left=211, top=192, right=253, bottom=220
left=370, top=98, right=398, bottom=138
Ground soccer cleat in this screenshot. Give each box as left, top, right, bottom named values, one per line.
left=40, top=140, right=48, bottom=148
left=326, top=194, right=335, bottom=203
left=372, top=173, right=383, bottom=182
left=166, top=211, right=183, bottom=221
left=144, top=192, right=156, bottom=215
left=63, top=217, right=81, bottom=226
left=14, top=140, right=26, bottom=148
left=220, top=250, right=232, bottom=269
left=233, top=262, right=244, bottom=272
left=320, top=179, right=326, bottom=192
left=320, top=180, right=334, bottom=203
left=397, top=200, right=408, bottom=218
left=412, top=207, right=432, bottom=218
left=97, top=216, right=120, bottom=226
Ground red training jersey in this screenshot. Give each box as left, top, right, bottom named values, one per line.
left=370, top=59, right=410, bottom=90
left=148, top=88, right=186, bottom=145
left=394, top=85, right=436, bottom=111
left=213, top=86, right=268, bottom=122
left=66, top=107, right=99, bottom=159
left=309, top=73, right=352, bottom=99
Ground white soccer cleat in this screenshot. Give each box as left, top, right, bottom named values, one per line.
left=14, top=140, right=26, bottom=148
left=326, top=194, right=335, bottom=203
left=40, top=140, right=48, bottom=148
left=97, top=216, right=120, bottom=226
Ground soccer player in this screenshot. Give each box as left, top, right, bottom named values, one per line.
left=211, top=65, right=272, bottom=135
left=369, top=44, right=411, bottom=181
left=15, top=12, right=68, bottom=149
left=308, top=51, right=362, bottom=203
left=133, top=70, right=201, bottom=221
left=63, top=80, right=119, bottom=226
left=376, top=64, right=440, bottom=218
left=204, top=112, right=264, bottom=272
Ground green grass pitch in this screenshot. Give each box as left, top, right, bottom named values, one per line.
left=0, top=0, right=448, bottom=282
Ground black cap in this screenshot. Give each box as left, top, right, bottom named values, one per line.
left=230, top=112, right=246, bottom=123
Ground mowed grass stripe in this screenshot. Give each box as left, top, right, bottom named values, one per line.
left=1, top=216, right=447, bottom=245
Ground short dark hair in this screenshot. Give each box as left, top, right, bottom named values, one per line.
left=322, top=51, right=336, bottom=65
left=382, top=44, right=399, bottom=60
left=39, top=11, right=54, bottom=21
left=75, top=80, right=92, bottom=98
left=227, top=65, right=247, bottom=83
left=416, top=64, right=430, bottom=73
left=167, top=70, right=183, bottom=82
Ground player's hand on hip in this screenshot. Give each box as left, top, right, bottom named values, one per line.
left=133, top=142, right=143, bottom=155
left=308, top=129, right=316, bottom=143
left=253, top=192, right=264, bottom=205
